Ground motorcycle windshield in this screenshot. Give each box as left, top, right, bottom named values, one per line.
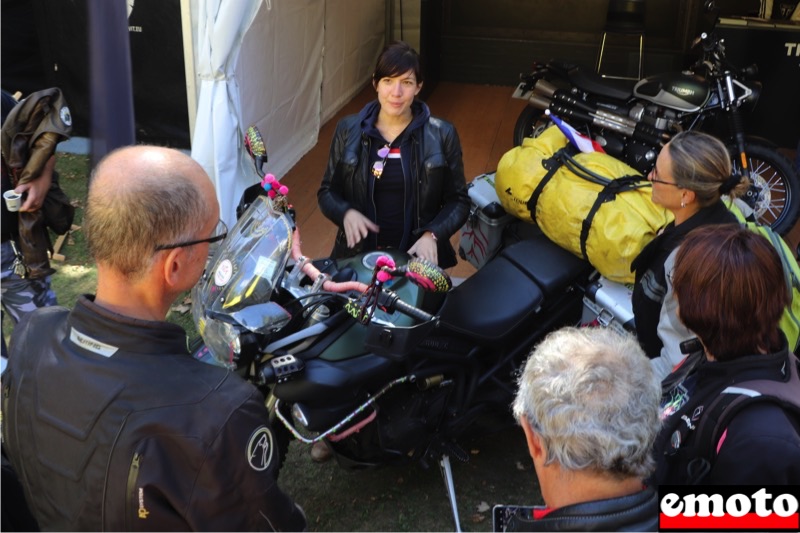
left=192, top=196, right=294, bottom=354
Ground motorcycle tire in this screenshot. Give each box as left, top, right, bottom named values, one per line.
left=513, top=106, right=551, bottom=146
left=729, top=140, right=800, bottom=236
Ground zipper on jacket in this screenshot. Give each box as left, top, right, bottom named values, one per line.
left=412, top=137, right=421, bottom=232
left=126, top=452, right=143, bottom=529
left=400, top=143, right=409, bottom=246
left=367, top=137, right=380, bottom=250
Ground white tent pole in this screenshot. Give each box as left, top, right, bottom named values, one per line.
left=180, top=0, right=198, bottom=145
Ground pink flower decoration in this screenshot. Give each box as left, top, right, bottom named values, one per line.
left=376, top=255, right=396, bottom=269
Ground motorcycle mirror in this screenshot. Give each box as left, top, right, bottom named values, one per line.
left=404, top=257, right=452, bottom=293
left=244, top=126, right=268, bottom=175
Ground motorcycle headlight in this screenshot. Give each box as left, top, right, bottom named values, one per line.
left=195, top=313, right=243, bottom=370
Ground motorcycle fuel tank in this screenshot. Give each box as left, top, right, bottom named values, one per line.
left=633, top=73, right=710, bottom=112
left=317, top=250, right=425, bottom=362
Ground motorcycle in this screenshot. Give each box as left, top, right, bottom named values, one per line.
left=191, top=128, right=596, bottom=531
left=511, top=2, right=800, bottom=235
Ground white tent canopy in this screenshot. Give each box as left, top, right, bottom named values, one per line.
left=187, top=0, right=386, bottom=226
left=189, top=0, right=262, bottom=228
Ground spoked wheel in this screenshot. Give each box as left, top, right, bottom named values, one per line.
left=730, top=140, right=800, bottom=236
left=513, top=106, right=551, bottom=146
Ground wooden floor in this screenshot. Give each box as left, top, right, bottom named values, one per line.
left=281, top=81, right=526, bottom=279
left=281, top=82, right=799, bottom=278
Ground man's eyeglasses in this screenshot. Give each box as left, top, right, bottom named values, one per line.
left=155, top=219, right=228, bottom=254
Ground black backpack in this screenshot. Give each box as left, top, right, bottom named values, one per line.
left=668, top=351, right=800, bottom=484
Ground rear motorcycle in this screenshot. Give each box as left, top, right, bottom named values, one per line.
left=191, top=129, right=595, bottom=531
left=511, top=4, right=800, bottom=235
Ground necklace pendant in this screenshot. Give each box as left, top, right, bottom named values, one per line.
left=372, top=144, right=390, bottom=179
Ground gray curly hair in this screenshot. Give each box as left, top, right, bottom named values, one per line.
left=512, top=327, right=661, bottom=479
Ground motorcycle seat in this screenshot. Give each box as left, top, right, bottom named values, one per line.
left=501, top=234, right=592, bottom=298
left=438, top=235, right=591, bottom=343
left=568, top=66, right=635, bottom=101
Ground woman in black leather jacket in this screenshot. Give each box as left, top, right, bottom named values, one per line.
left=317, top=41, right=469, bottom=269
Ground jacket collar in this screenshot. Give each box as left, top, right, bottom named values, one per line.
left=359, top=100, right=431, bottom=144
left=507, top=488, right=658, bottom=531
left=67, top=295, right=189, bottom=357
left=632, top=200, right=735, bottom=274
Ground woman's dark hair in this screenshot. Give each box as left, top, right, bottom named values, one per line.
left=372, top=40, right=423, bottom=85
left=673, top=224, right=788, bottom=360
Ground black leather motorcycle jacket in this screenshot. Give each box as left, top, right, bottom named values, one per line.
left=2, top=295, right=307, bottom=532
left=317, top=100, right=469, bottom=268
left=505, top=488, right=658, bottom=532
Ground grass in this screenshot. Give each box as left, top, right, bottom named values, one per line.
left=280, top=426, right=538, bottom=531
left=3, top=152, right=543, bottom=531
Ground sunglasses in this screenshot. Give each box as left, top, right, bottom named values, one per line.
left=155, top=219, right=228, bottom=254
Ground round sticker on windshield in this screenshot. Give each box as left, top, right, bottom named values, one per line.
left=214, top=259, right=233, bottom=286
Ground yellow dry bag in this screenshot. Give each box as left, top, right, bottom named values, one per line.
left=495, top=126, right=671, bottom=283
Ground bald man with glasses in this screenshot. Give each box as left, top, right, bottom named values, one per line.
left=2, top=146, right=307, bottom=531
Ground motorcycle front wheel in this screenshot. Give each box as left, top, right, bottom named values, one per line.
left=513, top=106, right=551, bottom=146
left=729, top=140, right=800, bottom=236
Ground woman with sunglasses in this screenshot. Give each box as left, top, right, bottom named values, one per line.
left=317, top=41, right=469, bottom=268
left=630, top=131, right=749, bottom=379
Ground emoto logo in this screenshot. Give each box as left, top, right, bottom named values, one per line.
left=246, top=426, right=273, bottom=471
left=659, top=486, right=800, bottom=531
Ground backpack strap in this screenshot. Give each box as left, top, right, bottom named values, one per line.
left=760, top=225, right=800, bottom=350
left=729, top=200, right=800, bottom=351
left=684, top=353, right=800, bottom=484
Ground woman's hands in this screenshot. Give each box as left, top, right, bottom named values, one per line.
left=408, top=232, right=438, bottom=265
left=343, top=209, right=379, bottom=248
left=343, top=209, right=439, bottom=265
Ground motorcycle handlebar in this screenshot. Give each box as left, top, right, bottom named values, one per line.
left=290, top=227, right=370, bottom=294
left=377, top=290, right=434, bottom=322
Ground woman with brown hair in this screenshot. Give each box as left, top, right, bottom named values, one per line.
left=630, top=131, right=750, bottom=378
left=652, top=224, right=800, bottom=485
left=317, top=40, right=469, bottom=268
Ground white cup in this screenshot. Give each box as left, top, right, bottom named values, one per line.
left=3, top=190, right=22, bottom=212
